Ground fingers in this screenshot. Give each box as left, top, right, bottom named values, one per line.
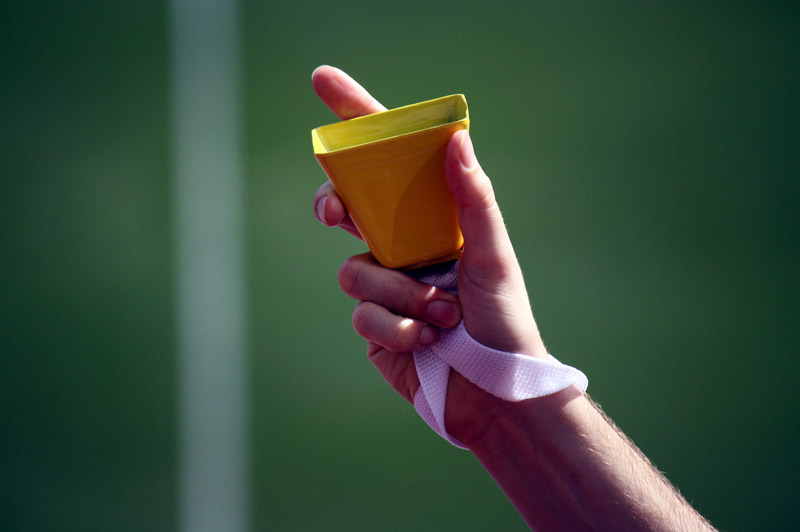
left=312, top=65, right=386, bottom=120
left=338, top=253, right=461, bottom=400
left=353, top=302, right=440, bottom=352
left=313, top=181, right=362, bottom=239
left=338, top=254, right=462, bottom=329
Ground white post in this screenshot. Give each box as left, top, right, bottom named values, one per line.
left=170, top=0, right=249, bottom=531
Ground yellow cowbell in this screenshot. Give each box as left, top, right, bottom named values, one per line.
left=312, top=94, right=469, bottom=269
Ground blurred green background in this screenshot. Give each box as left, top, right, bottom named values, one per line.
left=3, top=1, right=799, bottom=531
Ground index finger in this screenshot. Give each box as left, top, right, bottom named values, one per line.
left=312, top=65, right=386, bottom=120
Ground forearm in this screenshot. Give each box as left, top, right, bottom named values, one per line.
left=455, top=385, right=715, bottom=532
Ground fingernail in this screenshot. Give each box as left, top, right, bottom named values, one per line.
left=316, top=196, right=328, bottom=224
left=419, top=326, right=439, bottom=347
left=458, top=131, right=478, bottom=170
left=426, top=299, right=461, bottom=328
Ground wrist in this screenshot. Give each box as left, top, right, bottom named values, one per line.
left=443, top=369, right=507, bottom=448
left=445, top=373, right=585, bottom=451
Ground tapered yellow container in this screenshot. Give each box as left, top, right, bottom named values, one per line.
left=312, top=94, right=469, bottom=269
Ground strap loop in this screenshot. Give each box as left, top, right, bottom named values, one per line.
left=409, top=261, right=588, bottom=448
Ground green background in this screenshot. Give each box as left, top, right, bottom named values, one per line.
left=3, top=1, right=799, bottom=530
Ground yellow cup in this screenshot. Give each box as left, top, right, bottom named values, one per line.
left=312, top=94, right=469, bottom=269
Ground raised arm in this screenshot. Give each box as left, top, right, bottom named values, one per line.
left=311, top=65, right=715, bottom=531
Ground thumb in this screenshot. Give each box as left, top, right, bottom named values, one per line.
left=445, top=129, right=518, bottom=280
left=444, top=130, right=547, bottom=357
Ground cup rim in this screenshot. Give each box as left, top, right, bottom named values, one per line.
left=311, top=94, right=468, bottom=155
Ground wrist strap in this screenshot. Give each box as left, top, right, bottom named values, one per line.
left=409, top=261, right=588, bottom=449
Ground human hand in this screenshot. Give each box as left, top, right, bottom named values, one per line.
left=311, top=70, right=719, bottom=532
left=312, top=66, right=548, bottom=442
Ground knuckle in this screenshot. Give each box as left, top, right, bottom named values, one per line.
left=338, top=256, right=364, bottom=297
left=393, top=288, right=417, bottom=316
left=351, top=302, right=373, bottom=336
left=351, top=302, right=417, bottom=352
left=471, top=183, right=498, bottom=215
left=387, top=325, right=408, bottom=350
left=389, top=318, right=419, bottom=351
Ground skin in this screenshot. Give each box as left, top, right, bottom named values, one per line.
left=311, top=65, right=716, bottom=531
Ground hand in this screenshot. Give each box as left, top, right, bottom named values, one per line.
left=311, top=68, right=719, bottom=532
left=312, top=66, right=547, bottom=443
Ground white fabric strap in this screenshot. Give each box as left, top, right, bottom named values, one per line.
left=410, top=261, right=588, bottom=449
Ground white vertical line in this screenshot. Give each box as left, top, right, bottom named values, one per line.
left=170, top=1, right=249, bottom=532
